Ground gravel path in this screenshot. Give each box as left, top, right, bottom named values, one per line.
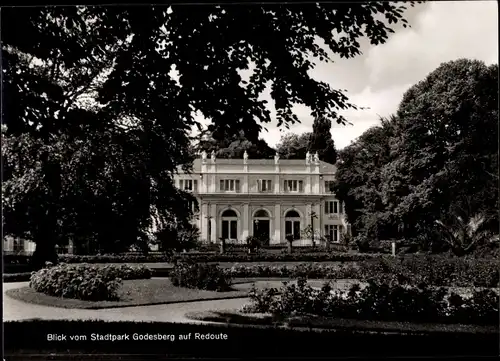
left=3, top=282, right=249, bottom=323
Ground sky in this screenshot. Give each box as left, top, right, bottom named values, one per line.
left=192, top=1, right=498, bottom=150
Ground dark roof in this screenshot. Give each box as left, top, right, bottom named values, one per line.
left=181, top=158, right=336, bottom=174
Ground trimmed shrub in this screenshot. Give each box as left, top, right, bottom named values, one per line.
left=246, top=236, right=261, bottom=252
left=170, top=260, right=232, bottom=291
left=4, top=254, right=31, bottom=265
left=29, top=263, right=152, bottom=301
left=225, top=256, right=499, bottom=288
left=30, top=263, right=122, bottom=301
left=104, top=264, right=152, bottom=280
left=57, top=251, right=375, bottom=264
left=247, top=278, right=499, bottom=325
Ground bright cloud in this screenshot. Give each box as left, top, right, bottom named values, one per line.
left=192, top=1, right=498, bottom=151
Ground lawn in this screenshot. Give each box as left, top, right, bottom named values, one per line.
left=7, top=278, right=335, bottom=309
left=184, top=310, right=499, bottom=335
left=6, top=278, right=252, bottom=309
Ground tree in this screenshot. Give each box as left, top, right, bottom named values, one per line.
left=276, top=132, right=312, bottom=159
left=381, top=59, right=499, bottom=244
left=2, top=4, right=415, bottom=266
left=435, top=213, right=498, bottom=257
left=333, top=116, right=400, bottom=240
left=309, top=116, right=337, bottom=164
left=196, top=129, right=275, bottom=159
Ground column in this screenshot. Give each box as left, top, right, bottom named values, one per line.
left=242, top=203, right=249, bottom=239
left=306, top=204, right=312, bottom=227
left=210, top=204, right=217, bottom=243
left=200, top=203, right=208, bottom=242
left=68, top=239, right=74, bottom=254
left=274, top=203, right=281, bottom=244
left=318, top=202, right=324, bottom=237
left=314, top=203, right=321, bottom=238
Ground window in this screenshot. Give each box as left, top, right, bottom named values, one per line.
left=220, top=179, right=240, bottom=192
left=222, top=220, right=238, bottom=240
left=179, top=179, right=198, bottom=192
left=13, top=239, right=24, bottom=253
left=324, top=181, right=335, bottom=193
left=186, top=200, right=197, bottom=213
left=285, top=220, right=301, bottom=240
left=254, top=209, right=270, bottom=218
left=325, top=225, right=343, bottom=243
left=325, top=201, right=340, bottom=214
left=221, top=209, right=237, bottom=217
left=284, top=180, right=303, bottom=192
left=285, top=209, right=301, bottom=240
left=258, top=179, right=272, bottom=192
left=221, top=209, right=238, bottom=240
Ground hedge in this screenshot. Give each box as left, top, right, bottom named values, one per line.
left=225, top=256, right=500, bottom=288
left=4, top=252, right=377, bottom=265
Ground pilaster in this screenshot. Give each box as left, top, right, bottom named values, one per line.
left=210, top=203, right=217, bottom=243
left=306, top=204, right=312, bottom=227
left=274, top=203, right=281, bottom=243
left=210, top=162, right=216, bottom=192
left=201, top=203, right=209, bottom=242
left=243, top=204, right=249, bottom=239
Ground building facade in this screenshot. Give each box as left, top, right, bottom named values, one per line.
left=175, top=151, right=348, bottom=245
left=3, top=151, right=348, bottom=254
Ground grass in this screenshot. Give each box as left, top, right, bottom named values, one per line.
left=185, top=310, right=499, bottom=335
left=5, top=278, right=252, bottom=309
left=6, top=278, right=328, bottom=309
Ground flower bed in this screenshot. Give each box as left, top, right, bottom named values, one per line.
left=225, top=256, right=499, bottom=288
left=29, top=263, right=152, bottom=301
left=170, top=261, right=233, bottom=291
left=244, top=278, right=499, bottom=326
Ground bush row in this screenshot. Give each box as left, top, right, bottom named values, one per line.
left=29, top=263, right=152, bottom=301
left=225, top=256, right=499, bottom=288
left=170, top=261, right=232, bottom=291
left=70, top=252, right=375, bottom=263
left=246, top=278, right=499, bottom=325
left=4, top=251, right=377, bottom=265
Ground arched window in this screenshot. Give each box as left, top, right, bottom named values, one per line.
left=221, top=209, right=237, bottom=218
left=254, top=209, right=270, bottom=218
left=285, top=210, right=301, bottom=240
left=285, top=210, right=300, bottom=218
left=253, top=209, right=271, bottom=245
left=221, top=209, right=238, bottom=241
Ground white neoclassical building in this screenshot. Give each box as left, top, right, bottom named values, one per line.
left=175, top=151, right=349, bottom=246
left=3, top=151, right=348, bottom=255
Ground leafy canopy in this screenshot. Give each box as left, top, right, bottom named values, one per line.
left=334, top=58, right=498, bottom=253
left=1, top=4, right=415, bottom=262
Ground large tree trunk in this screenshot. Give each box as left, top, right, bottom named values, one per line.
left=31, top=154, right=61, bottom=270
left=31, top=218, right=58, bottom=270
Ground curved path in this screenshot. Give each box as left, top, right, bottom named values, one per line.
left=3, top=282, right=249, bottom=323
